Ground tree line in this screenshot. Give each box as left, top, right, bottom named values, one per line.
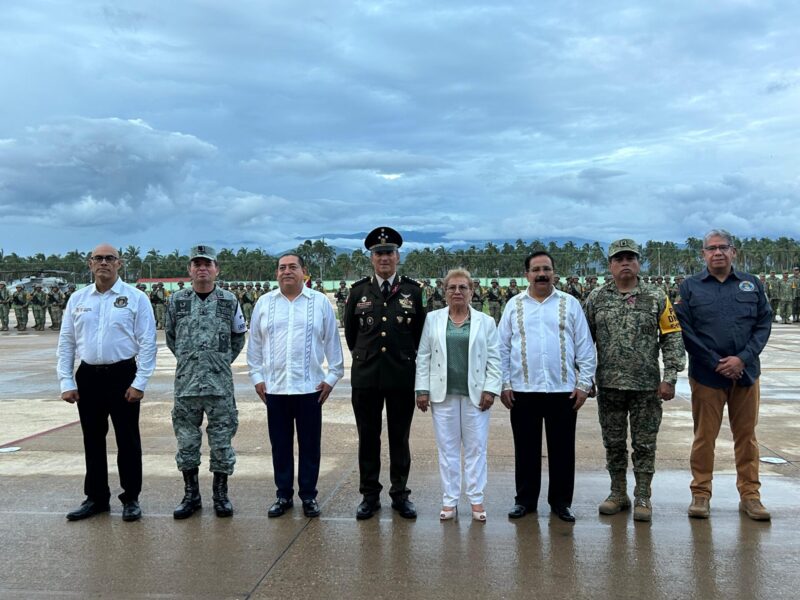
left=2, top=236, right=799, bottom=284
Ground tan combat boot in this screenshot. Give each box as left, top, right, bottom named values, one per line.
left=599, top=471, right=630, bottom=515
left=739, top=498, right=771, bottom=521
left=688, top=495, right=710, bottom=519
left=633, top=472, right=653, bottom=522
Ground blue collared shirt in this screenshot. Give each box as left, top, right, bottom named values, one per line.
left=675, top=268, right=772, bottom=388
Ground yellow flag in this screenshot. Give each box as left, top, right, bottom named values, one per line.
left=659, top=297, right=682, bottom=334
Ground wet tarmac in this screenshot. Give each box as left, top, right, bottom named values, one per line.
left=1, top=316, right=799, bottom=599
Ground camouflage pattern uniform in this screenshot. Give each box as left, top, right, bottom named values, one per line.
left=566, top=276, right=584, bottom=302
left=151, top=284, right=167, bottom=329
left=428, top=281, right=445, bottom=311
left=12, top=286, right=29, bottom=330
left=792, top=269, right=800, bottom=323
left=486, top=280, right=503, bottom=324
left=314, top=280, right=325, bottom=294
left=765, top=274, right=780, bottom=321
left=30, top=286, right=47, bottom=331
left=778, top=275, right=794, bottom=323
left=505, top=280, right=520, bottom=303
left=241, top=284, right=256, bottom=325
left=0, top=283, right=10, bottom=331
left=470, top=281, right=484, bottom=313
left=47, top=287, right=65, bottom=330
left=165, top=286, right=246, bottom=476
left=334, top=281, right=349, bottom=325
left=584, top=272, right=686, bottom=516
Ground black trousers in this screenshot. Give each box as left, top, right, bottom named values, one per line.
left=510, top=391, right=576, bottom=509
left=265, top=392, right=322, bottom=502
left=75, top=359, right=141, bottom=504
left=351, top=387, right=415, bottom=501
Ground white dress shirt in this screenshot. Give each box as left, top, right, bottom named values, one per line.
left=56, top=277, right=158, bottom=393
left=498, top=288, right=596, bottom=393
left=247, top=286, right=344, bottom=394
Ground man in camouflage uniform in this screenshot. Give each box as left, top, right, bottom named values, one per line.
left=428, top=279, right=445, bottom=311
left=241, top=283, right=257, bottom=325
left=334, top=280, right=349, bottom=326
left=778, top=272, right=794, bottom=323
left=486, top=278, right=503, bottom=324
left=30, top=284, right=47, bottom=331
left=0, top=282, right=10, bottom=331
left=12, top=284, right=29, bottom=330
left=584, top=239, right=686, bottom=522
left=47, top=285, right=65, bottom=330
left=505, top=278, right=521, bottom=302
left=253, top=282, right=263, bottom=299
left=792, top=267, right=800, bottom=323
left=314, top=279, right=325, bottom=293
left=470, top=279, right=484, bottom=312
left=150, top=283, right=167, bottom=329
left=63, top=284, right=76, bottom=308
left=165, top=245, right=247, bottom=519
left=566, top=275, right=583, bottom=302
left=765, top=271, right=780, bottom=321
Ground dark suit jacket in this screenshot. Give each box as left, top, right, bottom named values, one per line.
left=344, top=274, right=424, bottom=389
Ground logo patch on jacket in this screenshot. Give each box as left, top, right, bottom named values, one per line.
left=114, top=296, right=128, bottom=308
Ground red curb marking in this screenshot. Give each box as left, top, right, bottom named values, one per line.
left=1, top=420, right=80, bottom=448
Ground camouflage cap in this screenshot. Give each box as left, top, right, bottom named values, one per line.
left=608, top=238, right=641, bottom=258
left=190, top=245, right=217, bottom=261
left=491, top=278, right=498, bottom=284
left=0, top=281, right=5, bottom=287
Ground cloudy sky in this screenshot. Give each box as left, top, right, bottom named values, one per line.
left=2, top=1, right=799, bottom=256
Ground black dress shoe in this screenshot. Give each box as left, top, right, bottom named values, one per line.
left=302, top=499, right=321, bottom=518
left=508, top=504, right=532, bottom=519
left=391, top=498, right=417, bottom=519
left=268, top=498, right=293, bottom=518
left=356, top=498, right=381, bottom=520
left=66, top=499, right=110, bottom=521
left=122, top=500, right=142, bottom=522
left=552, top=505, right=576, bottom=522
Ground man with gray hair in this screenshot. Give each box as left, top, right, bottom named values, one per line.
left=675, top=229, right=772, bottom=520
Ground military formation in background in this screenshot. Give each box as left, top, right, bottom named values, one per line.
left=3, top=266, right=800, bottom=333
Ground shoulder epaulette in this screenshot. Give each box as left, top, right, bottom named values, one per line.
left=400, top=275, right=423, bottom=287
left=351, top=276, right=370, bottom=288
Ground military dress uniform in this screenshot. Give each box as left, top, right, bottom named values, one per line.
left=12, top=286, right=29, bottom=330
left=0, top=283, right=10, bottom=331
left=584, top=259, right=686, bottom=521
left=343, top=227, right=425, bottom=518
left=165, top=273, right=247, bottom=518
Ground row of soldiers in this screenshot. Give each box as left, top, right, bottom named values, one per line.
left=0, top=282, right=73, bottom=331
left=761, top=270, right=800, bottom=323
left=136, top=280, right=277, bottom=328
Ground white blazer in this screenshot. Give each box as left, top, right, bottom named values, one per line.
left=415, top=307, right=502, bottom=407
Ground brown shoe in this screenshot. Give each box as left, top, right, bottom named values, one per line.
left=688, top=495, right=710, bottom=519
left=633, top=497, right=652, bottom=522
left=739, top=498, right=771, bottom=521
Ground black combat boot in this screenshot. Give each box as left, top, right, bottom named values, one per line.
left=173, top=468, right=202, bottom=520
left=212, top=472, right=233, bottom=517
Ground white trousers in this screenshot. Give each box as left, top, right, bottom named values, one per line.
left=430, top=393, right=491, bottom=506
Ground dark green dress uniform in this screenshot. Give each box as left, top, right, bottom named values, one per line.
left=344, top=274, right=424, bottom=503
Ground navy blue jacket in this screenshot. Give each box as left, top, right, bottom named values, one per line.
left=675, top=268, right=771, bottom=388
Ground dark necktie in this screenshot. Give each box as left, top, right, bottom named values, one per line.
left=382, top=280, right=390, bottom=299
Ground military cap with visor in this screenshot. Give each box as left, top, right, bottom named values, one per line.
left=365, top=226, right=403, bottom=252
left=608, top=238, right=641, bottom=258
left=190, top=245, right=217, bottom=261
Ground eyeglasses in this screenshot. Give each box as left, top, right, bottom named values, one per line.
left=446, top=285, right=470, bottom=293
left=90, top=255, right=118, bottom=263
left=703, top=245, right=732, bottom=252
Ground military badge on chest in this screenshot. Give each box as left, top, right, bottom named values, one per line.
left=398, top=293, right=413, bottom=310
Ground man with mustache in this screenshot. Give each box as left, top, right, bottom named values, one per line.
left=247, top=253, right=344, bottom=518
left=583, top=239, right=686, bottom=522
left=499, top=251, right=596, bottom=522
left=343, top=226, right=425, bottom=520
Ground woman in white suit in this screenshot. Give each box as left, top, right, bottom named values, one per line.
left=415, top=268, right=502, bottom=521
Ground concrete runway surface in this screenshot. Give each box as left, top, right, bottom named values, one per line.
left=1, top=315, right=799, bottom=599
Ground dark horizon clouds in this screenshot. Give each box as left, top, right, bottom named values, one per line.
left=1, top=1, right=799, bottom=255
